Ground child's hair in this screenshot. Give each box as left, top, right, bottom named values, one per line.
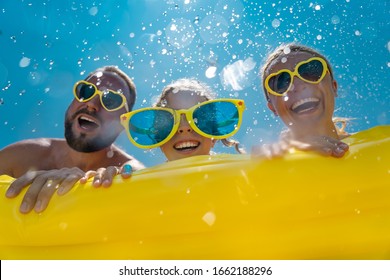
left=261, top=43, right=349, bottom=137
left=155, top=78, right=245, bottom=154
left=261, top=43, right=335, bottom=102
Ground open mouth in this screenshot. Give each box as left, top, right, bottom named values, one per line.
left=291, top=97, right=320, bottom=114
left=78, top=115, right=100, bottom=131
left=174, top=141, right=200, bottom=152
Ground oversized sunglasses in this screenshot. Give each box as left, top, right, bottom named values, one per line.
left=265, top=57, right=329, bottom=97
left=73, top=80, right=129, bottom=112
left=120, top=99, right=245, bottom=149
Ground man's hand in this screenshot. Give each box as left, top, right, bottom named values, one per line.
left=79, top=164, right=133, bottom=187
left=5, top=167, right=85, bottom=214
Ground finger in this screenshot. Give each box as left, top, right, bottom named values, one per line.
left=34, top=179, right=63, bottom=213
left=101, top=166, right=119, bottom=187
left=19, top=176, right=50, bottom=214
left=58, top=174, right=84, bottom=196
left=6, top=171, right=44, bottom=198
left=79, top=170, right=96, bottom=184
left=332, top=146, right=347, bottom=158
left=92, top=168, right=106, bottom=187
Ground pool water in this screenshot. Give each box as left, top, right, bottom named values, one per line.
left=0, top=0, right=388, bottom=166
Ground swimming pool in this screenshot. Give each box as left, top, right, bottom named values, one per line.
left=0, top=0, right=388, bottom=166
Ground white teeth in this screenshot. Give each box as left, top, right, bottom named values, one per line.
left=175, top=141, right=199, bottom=149
left=292, top=97, right=320, bottom=110
left=80, top=116, right=98, bottom=124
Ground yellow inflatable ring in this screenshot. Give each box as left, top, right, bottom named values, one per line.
left=0, top=125, right=389, bottom=260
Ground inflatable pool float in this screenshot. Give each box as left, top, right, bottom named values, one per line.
left=0, top=125, right=389, bottom=260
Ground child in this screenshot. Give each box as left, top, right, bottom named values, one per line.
left=253, top=43, right=350, bottom=158
left=120, top=78, right=246, bottom=161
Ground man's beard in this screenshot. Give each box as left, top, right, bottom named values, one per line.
left=64, top=108, right=118, bottom=153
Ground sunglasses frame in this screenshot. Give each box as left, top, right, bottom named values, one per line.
left=73, top=80, right=129, bottom=112
left=265, top=57, right=329, bottom=97
left=120, top=98, right=245, bottom=149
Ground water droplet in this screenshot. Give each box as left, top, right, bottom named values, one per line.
left=272, top=19, right=281, bottom=28
left=331, top=15, right=340, bottom=24
left=19, top=57, right=31, bottom=68
left=202, top=211, right=216, bottom=226
left=205, top=66, right=217, bottom=78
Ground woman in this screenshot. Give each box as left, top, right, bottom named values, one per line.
left=254, top=43, right=350, bottom=158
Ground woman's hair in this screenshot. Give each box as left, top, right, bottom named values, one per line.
left=155, top=78, right=245, bottom=154
left=261, top=43, right=335, bottom=102
left=86, top=65, right=137, bottom=111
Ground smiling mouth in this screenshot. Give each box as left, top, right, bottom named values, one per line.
left=291, top=97, right=320, bottom=114
left=78, top=116, right=99, bottom=131
left=174, top=141, right=200, bottom=152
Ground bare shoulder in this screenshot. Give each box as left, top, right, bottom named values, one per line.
left=0, top=138, right=64, bottom=153
left=0, top=138, right=65, bottom=177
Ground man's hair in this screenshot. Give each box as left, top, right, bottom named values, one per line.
left=86, top=65, right=136, bottom=111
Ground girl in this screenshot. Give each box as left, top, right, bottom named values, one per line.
left=121, top=78, right=246, bottom=161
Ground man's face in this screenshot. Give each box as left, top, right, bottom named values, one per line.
left=64, top=70, right=131, bottom=152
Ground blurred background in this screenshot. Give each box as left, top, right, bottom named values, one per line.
left=0, top=0, right=388, bottom=166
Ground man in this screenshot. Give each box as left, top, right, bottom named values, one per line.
left=0, top=66, right=144, bottom=213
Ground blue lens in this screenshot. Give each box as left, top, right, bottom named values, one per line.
left=101, top=91, right=124, bottom=110
left=193, top=101, right=239, bottom=136
left=269, top=71, right=291, bottom=94
left=76, top=83, right=95, bottom=100
left=128, top=109, right=174, bottom=146
left=298, top=59, right=324, bottom=81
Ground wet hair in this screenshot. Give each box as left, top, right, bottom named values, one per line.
left=154, top=78, right=215, bottom=107
left=155, top=78, right=245, bottom=154
left=261, top=43, right=335, bottom=102
left=86, top=65, right=136, bottom=111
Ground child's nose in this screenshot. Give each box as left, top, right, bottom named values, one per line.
left=177, top=114, right=193, bottom=134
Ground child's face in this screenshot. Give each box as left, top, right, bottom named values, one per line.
left=266, top=51, right=337, bottom=130
left=159, top=90, right=215, bottom=161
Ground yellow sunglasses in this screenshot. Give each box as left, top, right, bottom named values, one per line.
left=73, top=80, right=129, bottom=112
left=265, top=57, right=329, bottom=97
left=120, top=99, right=245, bottom=149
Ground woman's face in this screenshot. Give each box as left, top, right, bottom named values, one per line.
left=265, top=51, right=338, bottom=131
left=159, top=90, right=215, bottom=161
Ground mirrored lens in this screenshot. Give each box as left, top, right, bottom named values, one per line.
left=76, top=83, right=95, bottom=100
left=298, top=60, right=324, bottom=81
left=269, top=71, right=291, bottom=94
left=193, top=101, right=239, bottom=136
left=128, top=110, right=174, bottom=146
left=101, top=91, right=124, bottom=110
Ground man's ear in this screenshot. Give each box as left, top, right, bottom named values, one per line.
left=332, top=80, right=338, bottom=97
left=211, top=139, right=217, bottom=148
left=267, top=101, right=278, bottom=116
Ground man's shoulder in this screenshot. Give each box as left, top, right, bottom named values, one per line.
left=1, top=138, right=66, bottom=153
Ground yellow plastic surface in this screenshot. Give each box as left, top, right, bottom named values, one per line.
left=0, top=125, right=389, bottom=260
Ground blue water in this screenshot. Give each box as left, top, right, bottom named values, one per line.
left=0, top=0, right=389, bottom=166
